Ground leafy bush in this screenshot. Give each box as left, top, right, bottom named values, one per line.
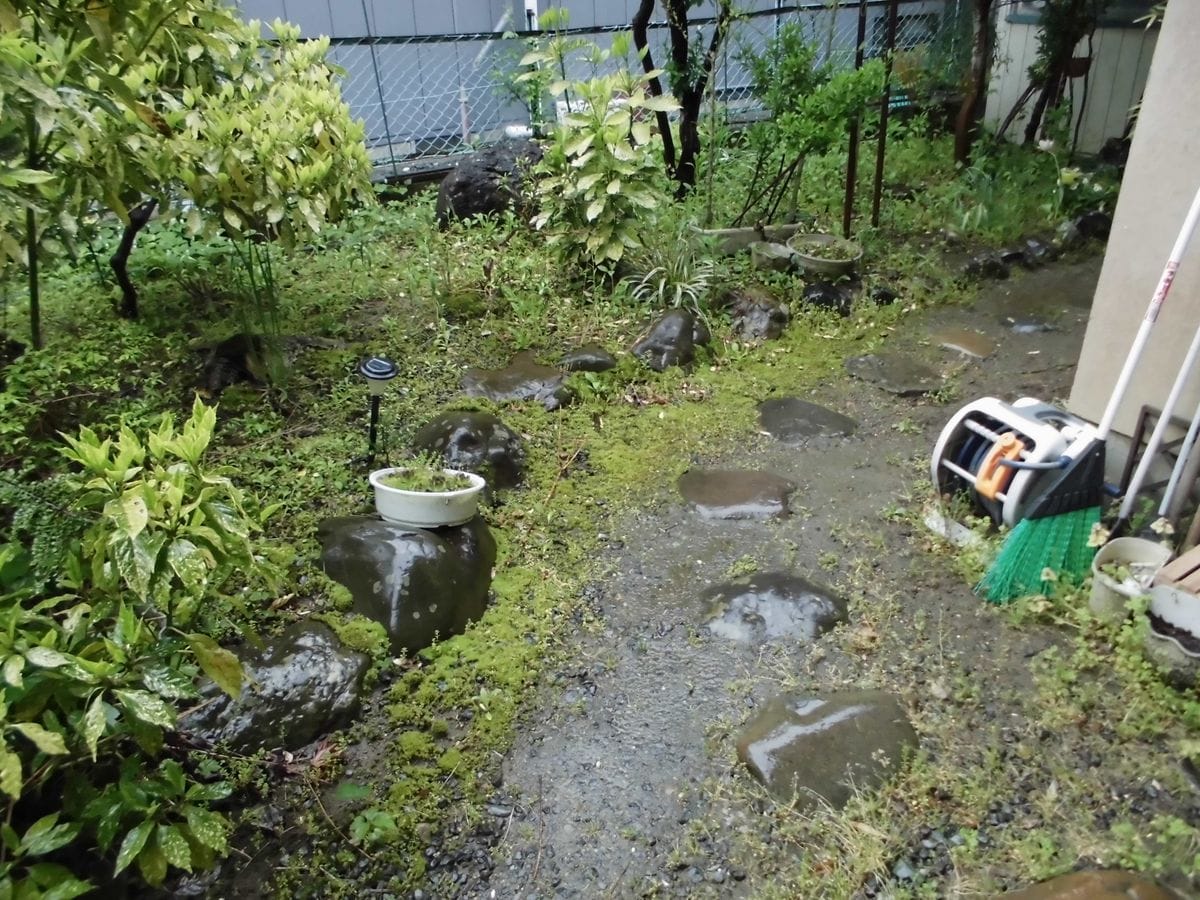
left=0, top=398, right=276, bottom=895
left=524, top=32, right=678, bottom=270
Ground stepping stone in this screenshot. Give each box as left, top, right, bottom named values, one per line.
left=677, top=469, right=794, bottom=520
left=736, top=691, right=917, bottom=810
left=997, top=870, right=1178, bottom=900
left=931, top=327, right=994, bottom=359
left=462, top=350, right=574, bottom=411
left=844, top=353, right=941, bottom=396
left=758, top=397, right=857, bottom=443
left=700, top=572, right=846, bottom=644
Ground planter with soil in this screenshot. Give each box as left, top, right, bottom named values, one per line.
left=786, top=232, right=864, bottom=277
left=1087, top=537, right=1170, bottom=621
left=1145, top=584, right=1200, bottom=684
left=369, top=466, right=486, bottom=529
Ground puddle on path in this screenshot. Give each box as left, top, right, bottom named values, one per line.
left=757, top=397, right=858, bottom=443
left=700, top=572, right=846, bottom=643
left=931, top=327, right=995, bottom=359
left=845, top=352, right=942, bottom=396
left=973, top=260, right=1097, bottom=333
left=677, top=468, right=795, bottom=519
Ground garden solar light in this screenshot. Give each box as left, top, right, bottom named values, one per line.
left=358, top=356, right=398, bottom=465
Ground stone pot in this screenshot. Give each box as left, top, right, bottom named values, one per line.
left=369, top=467, right=486, bottom=529
left=786, top=232, right=863, bottom=277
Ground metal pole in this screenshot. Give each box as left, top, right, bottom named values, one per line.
left=870, top=0, right=900, bottom=227
left=367, top=395, right=382, bottom=466
left=842, top=0, right=868, bottom=238
left=360, top=0, right=399, bottom=178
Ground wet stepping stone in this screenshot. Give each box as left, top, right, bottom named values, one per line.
left=700, top=572, right=846, bottom=643
left=758, top=397, right=857, bottom=443
left=736, top=691, right=917, bottom=810
left=677, top=469, right=794, bottom=519
left=931, top=327, right=994, bottom=359
left=1000, top=870, right=1177, bottom=899
left=462, top=350, right=574, bottom=411
left=844, top=352, right=941, bottom=396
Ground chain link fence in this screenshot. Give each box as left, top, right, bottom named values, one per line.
left=328, top=1, right=968, bottom=176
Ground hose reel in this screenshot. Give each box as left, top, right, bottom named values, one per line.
left=931, top=397, right=1095, bottom=527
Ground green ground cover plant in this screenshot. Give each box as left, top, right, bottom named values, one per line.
left=0, top=15, right=1152, bottom=896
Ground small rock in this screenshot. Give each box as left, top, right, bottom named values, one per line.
left=801, top=281, right=851, bottom=317
left=962, top=253, right=1008, bottom=280
left=632, top=310, right=701, bottom=371
left=561, top=345, right=617, bottom=373
left=871, top=285, right=898, bottom=305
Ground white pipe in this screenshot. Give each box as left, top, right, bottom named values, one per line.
left=1118, top=186, right=1200, bottom=521
left=1097, top=184, right=1200, bottom=441
left=1160, top=395, right=1200, bottom=515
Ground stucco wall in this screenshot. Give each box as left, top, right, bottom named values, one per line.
left=1068, top=1, right=1200, bottom=436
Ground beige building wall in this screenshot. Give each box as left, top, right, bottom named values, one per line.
left=1068, top=0, right=1200, bottom=437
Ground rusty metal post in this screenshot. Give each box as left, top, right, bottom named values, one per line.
left=842, top=0, right=869, bottom=238
left=871, top=0, right=901, bottom=227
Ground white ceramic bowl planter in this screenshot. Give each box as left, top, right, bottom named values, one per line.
left=369, top=467, right=486, bottom=529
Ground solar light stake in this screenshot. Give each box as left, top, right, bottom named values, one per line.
left=358, top=356, right=398, bottom=466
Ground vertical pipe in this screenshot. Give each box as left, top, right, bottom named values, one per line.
left=870, top=0, right=900, bottom=227
left=842, top=0, right=868, bottom=238
left=367, top=395, right=382, bottom=465
left=360, top=0, right=399, bottom=177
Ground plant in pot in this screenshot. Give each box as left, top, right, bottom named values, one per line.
left=786, top=232, right=864, bottom=277
left=369, top=454, right=486, bottom=529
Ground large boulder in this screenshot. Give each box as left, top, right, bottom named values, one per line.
left=319, top=516, right=496, bottom=654
left=412, top=410, right=526, bottom=488
left=461, top=351, right=574, bottom=412
left=180, top=622, right=369, bottom=754
left=632, top=310, right=710, bottom=371
left=736, top=691, right=917, bottom=810
left=435, top=139, right=543, bottom=228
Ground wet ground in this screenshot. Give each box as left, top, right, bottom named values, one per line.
left=418, top=259, right=1104, bottom=898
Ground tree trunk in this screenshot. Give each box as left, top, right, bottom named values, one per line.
left=111, top=198, right=158, bottom=320
left=632, top=0, right=676, bottom=175
left=954, top=0, right=995, bottom=167
left=663, top=0, right=733, bottom=199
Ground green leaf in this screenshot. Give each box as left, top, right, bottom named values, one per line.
left=114, top=820, right=154, bottom=876
left=184, top=805, right=227, bottom=853
left=20, top=814, right=80, bottom=857
left=141, top=664, right=198, bottom=700
left=25, top=863, right=92, bottom=899
left=25, top=646, right=70, bottom=668
left=2, top=655, right=23, bottom=688
left=186, top=634, right=243, bottom=699
left=137, top=842, right=169, bottom=885
left=0, top=747, right=20, bottom=799
left=114, top=689, right=176, bottom=729
left=333, top=781, right=372, bottom=803
left=10, top=723, right=68, bottom=755
left=110, top=530, right=166, bottom=599
left=157, top=824, right=192, bottom=872
left=120, top=492, right=149, bottom=538
left=81, top=694, right=107, bottom=759
left=166, top=538, right=209, bottom=591
left=185, top=780, right=231, bottom=802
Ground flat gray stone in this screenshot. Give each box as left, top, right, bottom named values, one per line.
left=462, top=351, right=574, bottom=411
left=758, top=397, right=857, bottom=443
left=844, top=353, right=941, bottom=396
left=736, top=691, right=917, bottom=810
left=701, top=573, right=846, bottom=644
left=677, top=469, right=794, bottom=520
left=998, top=870, right=1178, bottom=900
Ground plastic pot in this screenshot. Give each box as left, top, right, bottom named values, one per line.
left=369, top=467, right=486, bottom=529
left=786, top=233, right=863, bottom=277
left=1088, top=536, right=1171, bottom=621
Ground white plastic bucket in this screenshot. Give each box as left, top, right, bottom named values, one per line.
left=369, top=468, right=486, bottom=529
left=1088, top=536, right=1171, bottom=621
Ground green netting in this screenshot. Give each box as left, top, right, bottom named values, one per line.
left=976, top=506, right=1101, bottom=604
